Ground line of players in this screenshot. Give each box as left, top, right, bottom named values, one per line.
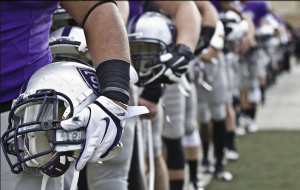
left=48, top=1, right=295, bottom=190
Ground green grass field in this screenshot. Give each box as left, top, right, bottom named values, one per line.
left=206, top=131, right=300, bottom=190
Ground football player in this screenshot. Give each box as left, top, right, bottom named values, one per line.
left=236, top=1, right=280, bottom=132
left=211, top=1, right=257, bottom=162
left=86, top=1, right=201, bottom=190
left=1, top=1, right=142, bottom=190
left=182, top=1, right=219, bottom=189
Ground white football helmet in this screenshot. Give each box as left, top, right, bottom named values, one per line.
left=220, top=11, right=249, bottom=42
left=53, top=4, right=72, bottom=20
left=127, top=11, right=177, bottom=86
left=49, top=26, right=139, bottom=85
left=1, top=55, right=140, bottom=175
left=1, top=61, right=101, bottom=178
left=49, top=26, right=92, bottom=64
left=219, top=10, right=242, bottom=23
left=51, top=4, right=76, bottom=31
left=255, top=25, right=275, bottom=39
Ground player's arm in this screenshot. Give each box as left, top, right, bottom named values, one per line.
left=195, top=1, right=218, bottom=28
left=151, top=1, right=201, bottom=52
left=116, top=1, right=129, bottom=25
left=245, top=15, right=256, bottom=39
left=60, top=1, right=130, bottom=108
left=218, top=1, right=257, bottom=54
left=136, top=1, right=200, bottom=84
left=238, top=13, right=257, bottom=55
left=59, top=1, right=149, bottom=171
left=194, top=1, right=219, bottom=56
left=60, top=1, right=130, bottom=66
left=201, top=20, right=225, bottom=62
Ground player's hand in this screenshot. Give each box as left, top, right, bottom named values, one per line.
left=61, top=96, right=148, bottom=170
left=145, top=44, right=194, bottom=85
left=200, top=46, right=219, bottom=62
left=238, top=34, right=257, bottom=55
left=138, top=98, right=157, bottom=119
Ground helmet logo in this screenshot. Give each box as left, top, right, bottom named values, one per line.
left=76, top=68, right=101, bottom=96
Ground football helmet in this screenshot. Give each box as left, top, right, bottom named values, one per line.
left=219, top=11, right=249, bottom=42
left=49, top=26, right=92, bottom=64
left=51, top=4, right=77, bottom=31
left=1, top=61, right=101, bottom=178
left=49, top=27, right=139, bottom=85
left=127, top=11, right=177, bottom=86
left=255, top=25, right=275, bottom=48
left=255, top=25, right=275, bottom=39
left=53, top=4, right=72, bottom=20
left=219, top=10, right=242, bottom=23
left=1, top=56, right=140, bottom=174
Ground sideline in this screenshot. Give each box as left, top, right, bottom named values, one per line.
left=184, top=56, right=300, bottom=189
left=257, top=56, right=300, bottom=130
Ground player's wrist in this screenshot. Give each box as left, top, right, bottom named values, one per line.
left=174, top=44, right=194, bottom=61
left=140, top=84, right=162, bottom=104
left=194, top=26, right=216, bottom=56
left=96, top=59, right=130, bottom=105
left=97, top=96, right=128, bottom=111
left=111, top=100, right=127, bottom=110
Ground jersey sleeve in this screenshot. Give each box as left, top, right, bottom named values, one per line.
left=260, top=1, right=270, bottom=17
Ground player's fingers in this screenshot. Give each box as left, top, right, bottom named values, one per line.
left=75, top=121, right=103, bottom=170
left=61, top=108, right=90, bottom=131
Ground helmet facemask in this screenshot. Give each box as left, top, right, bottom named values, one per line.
left=129, top=37, right=169, bottom=86
left=1, top=89, right=81, bottom=177
left=127, top=12, right=177, bottom=86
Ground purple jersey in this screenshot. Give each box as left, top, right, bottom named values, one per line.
left=129, top=1, right=146, bottom=21
left=1, top=1, right=59, bottom=103
left=241, top=1, right=269, bottom=27
left=210, top=1, right=233, bottom=13
left=210, top=1, right=222, bottom=12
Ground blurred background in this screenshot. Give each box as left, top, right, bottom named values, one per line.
left=268, top=1, right=300, bottom=29
left=205, top=2, right=300, bottom=190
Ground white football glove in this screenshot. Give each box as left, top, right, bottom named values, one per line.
left=61, top=96, right=148, bottom=170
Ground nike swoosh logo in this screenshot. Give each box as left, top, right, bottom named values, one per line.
left=100, top=117, right=110, bottom=144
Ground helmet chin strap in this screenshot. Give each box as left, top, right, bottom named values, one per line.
left=40, top=169, right=80, bottom=190
left=41, top=175, right=49, bottom=190
left=70, top=168, right=80, bottom=190
left=24, top=130, right=79, bottom=190
left=41, top=157, right=79, bottom=190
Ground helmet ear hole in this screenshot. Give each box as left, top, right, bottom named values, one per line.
left=29, top=135, right=52, bottom=165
